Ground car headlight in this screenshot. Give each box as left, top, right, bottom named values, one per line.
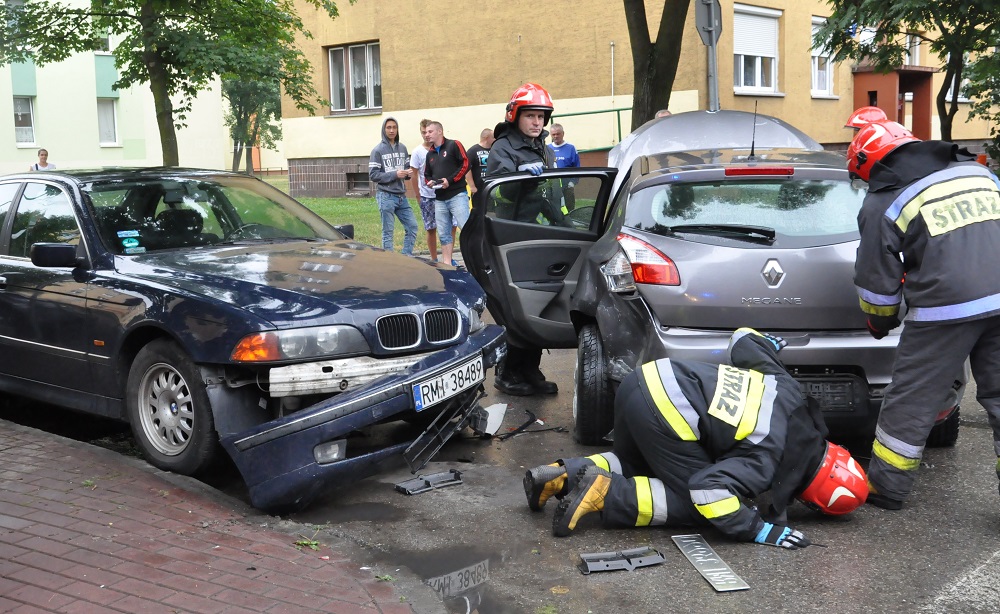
left=468, top=299, right=486, bottom=333
left=231, top=325, right=370, bottom=362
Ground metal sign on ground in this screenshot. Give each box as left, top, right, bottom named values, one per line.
left=672, top=534, right=750, bottom=592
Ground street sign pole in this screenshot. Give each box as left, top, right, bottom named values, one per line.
left=696, top=0, right=722, bottom=112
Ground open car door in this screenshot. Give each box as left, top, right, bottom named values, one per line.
left=461, top=169, right=616, bottom=349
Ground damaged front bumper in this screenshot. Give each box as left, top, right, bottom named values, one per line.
left=219, top=324, right=505, bottom=512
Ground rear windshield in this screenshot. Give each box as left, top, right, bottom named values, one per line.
left=623, top=179, right=866, bottom=241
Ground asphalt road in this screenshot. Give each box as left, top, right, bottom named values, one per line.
left=5, top=348, right=1000, bottom=613
left=273, top=349, right=1000, bottom=614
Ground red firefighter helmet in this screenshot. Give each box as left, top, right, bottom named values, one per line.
left=505, top=83, right=554, bottom=124
left=846, top=120, right=920, bottom=182
left=798, top=442, right=868, bottom=515
left=844, top=106, right=889, bottom=129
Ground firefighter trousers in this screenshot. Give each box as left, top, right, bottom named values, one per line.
left=869, top=315, right=1000, bottom=501
left=560, top=370, right=713, bottom=529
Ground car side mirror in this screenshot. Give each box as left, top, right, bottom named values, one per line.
left=334, top=224, right=354, bottom=239
left=30, top=243, right=80, bottom=268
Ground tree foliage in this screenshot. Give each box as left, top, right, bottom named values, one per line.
left=222, top=76, right=282, bottom=173
left=0, top=0, right=344, bottom=166
left=814, top=0, right=1000, bottom=142
left=624, top=0, right=691, bottom=130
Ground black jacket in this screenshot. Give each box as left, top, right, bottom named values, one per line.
left=855, top=141, right=1000, bottom=325
left=486, top=122, right=565, bottom=225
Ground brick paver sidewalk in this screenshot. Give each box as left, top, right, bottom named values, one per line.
left=0, top=421, right=435, bottom=613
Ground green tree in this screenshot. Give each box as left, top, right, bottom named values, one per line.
left=962, top=52, right=1000, bottom=160
left=222, top=76, right=282, bottom=174
left=0, top=0, right=343, bottom=166
left=624, top=0, right=691, bottom=130
left=814, top=0, right=1000, bottom=141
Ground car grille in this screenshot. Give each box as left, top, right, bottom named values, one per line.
left=376, top=314, right=420, bottom=349
left=425, top=309, right=460, bottom=343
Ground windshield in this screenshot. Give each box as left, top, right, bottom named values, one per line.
left=82, top=175, right=344, bottom=254
left=623, top=179, right=866, bottom=245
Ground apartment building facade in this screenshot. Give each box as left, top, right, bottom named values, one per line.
left=281, top=0, right=992, bottom=196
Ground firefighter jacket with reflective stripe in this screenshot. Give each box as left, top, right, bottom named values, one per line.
left=636, top=329, right=826, bottom=541
left=855, top=141, right=1000, bottom=324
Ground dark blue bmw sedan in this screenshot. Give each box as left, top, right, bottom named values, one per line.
left=0, top=169, right=504, bottom=511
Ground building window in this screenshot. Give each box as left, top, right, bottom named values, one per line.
left=811, top=18, right=834, bottom=97
left=97, top=98, right=117, bottom=144
left=13, top=96, right=34, bottom=144
left=733, top=4, right=781, bottom=94
left=328, top=42, right=381, bottom=113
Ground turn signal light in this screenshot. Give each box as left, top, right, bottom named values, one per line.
left=616, top=234, right=680, bottom=286
left=231, top=333, right=282, bottom=362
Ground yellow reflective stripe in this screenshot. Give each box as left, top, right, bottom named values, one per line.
left=873, top=440, right=921, bottom=471
left=635, top=476, right=653, bottom=527
left=921, top=189, right=1000, bottom=237
left=735, top=371, right=765, bottom=440
left=642, top=362, right=697, bottom=441
left=896, top=176, right=1000, bottom=232
left=587, top=454, right=610, bottom=472
left=694, top=495, right=740, bottom=519
left=859, top=296, right=901, bottom=317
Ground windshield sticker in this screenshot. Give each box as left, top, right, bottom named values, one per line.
left=123, top=246, right=147, bottom=255
left=121, top=237, right=140, bottom=249
left=117, top=230, right=140, bottom=238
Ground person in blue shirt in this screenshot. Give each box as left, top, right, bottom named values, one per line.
left=547, top=124, right=580, bottom=211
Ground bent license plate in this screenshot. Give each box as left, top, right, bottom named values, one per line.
left=424, top=559, right=489, bottom=598
left=412, top=356, right=484, bottom=412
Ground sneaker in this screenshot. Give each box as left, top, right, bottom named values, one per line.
left=524, top=464, right=568, bottom=511
left=552, top=466, right=612, bottom=537
left=522, top=368, right=558, bottom=395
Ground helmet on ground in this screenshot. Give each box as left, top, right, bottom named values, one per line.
left=844, top=106, right=888, bottom=129
left=798, top=442, right=868, bottom=515
left=505, top=83, right=554, bottom=124
left=846, top=120, right=920, bottom=182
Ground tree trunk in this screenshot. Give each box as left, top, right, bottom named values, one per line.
left=232, top=142, right=244, bottom=172
left=139, top=2, right=179, bottom=166
left=624, top=0, right=691, bottom=130
left=245, top=144, right=253, bottom=175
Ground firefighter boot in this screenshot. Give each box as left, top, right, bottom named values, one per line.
left=524, top=463, right=568, bottom=511
left=522, top=368, right=558, bottom=395
left=552, top=466, right=612, bottom=537
left=995, top=458, right=1000, bottom=498
left=866, top=480, right=903, bottom=511
left=493, top=361, right=533, bottom=396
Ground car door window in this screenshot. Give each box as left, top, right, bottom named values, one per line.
left=0, top=183, right=18, bottom=245
left=8, top=182, right=80, bottom=258
left=487, top=176, right=603, bottom=231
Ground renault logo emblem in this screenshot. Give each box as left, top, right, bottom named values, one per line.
left=762, top=259, right=784, bottom=288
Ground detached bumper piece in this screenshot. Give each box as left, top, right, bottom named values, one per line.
left=403, top=388, right=486, bottom=472
left=394, top=469, right=464, bottom=495
left=578, top=547, right=666, bottom=575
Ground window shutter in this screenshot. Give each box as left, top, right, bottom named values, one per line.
left=734, top=12, right=778, bottom=57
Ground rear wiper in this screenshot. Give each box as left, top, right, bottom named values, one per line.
left=667, top=224, right=776, bottom=243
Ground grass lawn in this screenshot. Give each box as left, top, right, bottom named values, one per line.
left=260, top=175, right=445, bottom=255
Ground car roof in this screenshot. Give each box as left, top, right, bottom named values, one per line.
left=0, top=167, right=248, bottom=183
left=641, top=147, right=848, bottom=174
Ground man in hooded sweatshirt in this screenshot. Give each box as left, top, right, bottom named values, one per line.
left=369, top=117, right=418, bottom=256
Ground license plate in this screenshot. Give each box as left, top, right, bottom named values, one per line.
left=412, top=356, right=484, bottom=412
left=424, top=559, right=489, bottom=598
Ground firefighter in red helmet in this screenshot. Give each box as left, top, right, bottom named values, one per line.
left=850, top=120, right=1000, bottom=510
left=461, top=83, right=565, bottom=397
left=524, top=328, right=867, bottom=547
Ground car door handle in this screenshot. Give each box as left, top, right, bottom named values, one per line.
left=0, top=276, right=6, bottom=289
left=547, top=263, right=568, bottom=276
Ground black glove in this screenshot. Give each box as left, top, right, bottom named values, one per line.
left=866, top=315, right=900, bottom=340
left=754, top=522, right=811, bottom=549
left=762, top=333, right=787, bottom=352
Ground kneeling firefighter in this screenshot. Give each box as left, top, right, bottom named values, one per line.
left=525, top=328, right=868, bottom=548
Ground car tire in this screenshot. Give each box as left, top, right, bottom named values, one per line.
left=926, top=407, right=960, bottom=448
left=573, top=324, right=614, bottom=445
left=126, top=339, right=218, bottom=475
